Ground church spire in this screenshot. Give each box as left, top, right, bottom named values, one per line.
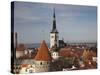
left=53, top=8, right=56, bottom=29
left=51, top=8, right=58, bottom=33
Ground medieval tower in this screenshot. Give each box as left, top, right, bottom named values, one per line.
left=34, top=40, right=52, bottom=72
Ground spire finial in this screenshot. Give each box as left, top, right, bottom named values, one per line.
left=53, top=8, right=55, bottom=19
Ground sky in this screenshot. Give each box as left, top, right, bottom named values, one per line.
left=14, top=1, right=97, bottom=44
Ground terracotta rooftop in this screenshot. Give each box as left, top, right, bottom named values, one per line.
left=21, top=64, right=28, bottom=67
left=59, top=48, right=83, bottom=57
left=34, top=40, right=52, bottom=61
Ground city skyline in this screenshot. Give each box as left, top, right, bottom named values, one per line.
left=14, top=1, right=97, bottom=44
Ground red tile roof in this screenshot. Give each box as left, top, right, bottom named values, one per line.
left=59, top=50, right=76, bottom=57
left=21, top=64, right=28, bottom=67
left=59, top=48, right=83, bottom=57
left=34, top=40, right=52, bottom=61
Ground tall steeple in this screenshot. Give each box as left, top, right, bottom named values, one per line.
left=50, top=8, right=59, bottom=48
left=51, top=8, right=58, bottom=33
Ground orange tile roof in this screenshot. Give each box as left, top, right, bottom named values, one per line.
left=34, top=40, right=52, bottom=61
left=59, top=50, right=76, bottom=57
left=21, top=64, right=28, bottom=67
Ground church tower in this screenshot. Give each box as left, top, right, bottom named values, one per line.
left=50, top=9, right=59, bottom=48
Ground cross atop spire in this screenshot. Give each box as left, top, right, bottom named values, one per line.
left=51, top=8, right=58, bottom=33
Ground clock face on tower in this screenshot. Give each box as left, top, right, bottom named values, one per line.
left=51, top=36, right=54, bottom=38
left=50, top=33, right=58, bottom=48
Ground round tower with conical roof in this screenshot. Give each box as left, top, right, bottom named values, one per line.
left=34, top=40, right=52, bottom=72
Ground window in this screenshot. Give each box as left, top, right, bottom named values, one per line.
left=40, top=62, right=42, bottom=65
left=51, top=36, right=54, bottom=38
left=25, top=68, right=28, bottom=72
left=47, top=62, right=49, bottom=64
left=29, top=70, right=33, bottom=73
left=55, top=53, right=56, bottom=56
left=16, top=66, right=19, bottom=69
left=30, top=65, right=32, bottom=68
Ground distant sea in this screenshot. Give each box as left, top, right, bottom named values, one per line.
left=25, top=43, right=50, bottom=48
left=24, top=43, right=96, bottom=49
